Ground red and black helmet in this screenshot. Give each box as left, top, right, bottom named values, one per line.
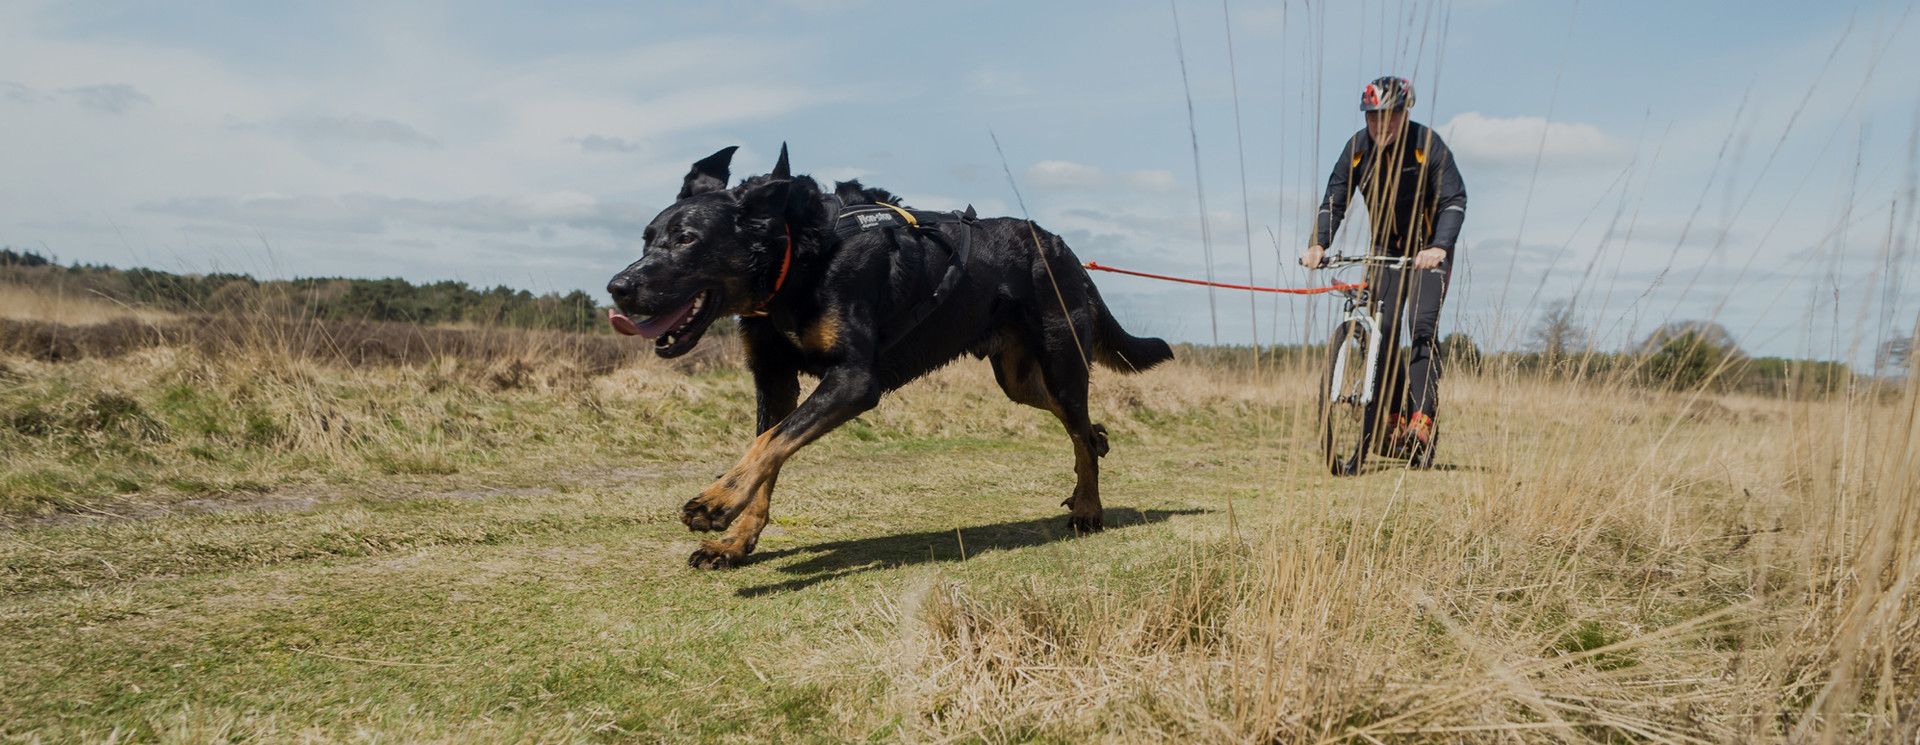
left=1361, top=76, right=1414, bottom=112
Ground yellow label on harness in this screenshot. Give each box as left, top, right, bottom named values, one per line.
left=877, top=202, right=917, bottom=228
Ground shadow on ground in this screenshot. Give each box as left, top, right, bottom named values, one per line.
left=737, top=507, right=1208, bottom=597
left=1355, top=461, right=1488, bottom=475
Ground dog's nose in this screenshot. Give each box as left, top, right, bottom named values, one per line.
left=607, top=276, right=635, bottom=305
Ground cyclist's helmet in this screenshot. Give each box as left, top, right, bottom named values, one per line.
left=1361, top=76, right=1414, bottom=112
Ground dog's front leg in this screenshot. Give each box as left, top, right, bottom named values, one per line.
left=683, top=364, right=881, bottom=569
left=742, top=326, right=801, bottom=436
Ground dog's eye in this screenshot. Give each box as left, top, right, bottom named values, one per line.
left=676, top=233, right=696, bottom=245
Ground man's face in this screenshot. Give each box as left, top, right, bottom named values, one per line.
left=1366, top=109, right=1408, bottom=147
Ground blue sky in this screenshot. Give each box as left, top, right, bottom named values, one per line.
left=3, top=0, right=1917, bottom=363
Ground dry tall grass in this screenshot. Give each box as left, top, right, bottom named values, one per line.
left=839, top=359, right=1919, bottom=743
left=0, top=283, right=175, bottom=326
left=0, top=307, right=735, bottom=517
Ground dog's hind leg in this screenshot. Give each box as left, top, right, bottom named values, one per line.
left=683, top=364, right=881, bottom=569
left=992, top=339, right=1106, bottom=533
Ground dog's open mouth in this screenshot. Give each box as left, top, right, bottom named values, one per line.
left=608, top=289, right=719, bottom=358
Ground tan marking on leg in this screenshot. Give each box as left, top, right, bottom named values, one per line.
left=687, top=428, right=795, bottom=521
left=992, top=348, right=1051, bottom=410
left=692, top=476, right=778, bottom=568
left=685, top=417, right=836, bottom=565
left=1065, top=434, right=1102, bottom=527
left=803, top=313, right=842, bottom=353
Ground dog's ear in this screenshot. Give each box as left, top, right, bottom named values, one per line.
left=677, top=145, right=738, bottom=200
left=737, top=176, right=791, bottom=233
left=738, top=143, right=793, bottom=232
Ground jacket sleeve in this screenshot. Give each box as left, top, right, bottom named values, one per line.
left=1313, top=134, right=1362, bottom=248
left=1427, top=138, right=1467, bottom=254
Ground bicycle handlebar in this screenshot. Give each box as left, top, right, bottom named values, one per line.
left=1316, top=254, right=1415, bottom=269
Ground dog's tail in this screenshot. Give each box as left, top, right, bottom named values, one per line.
left=1086, top=278, right=1174, bottom=374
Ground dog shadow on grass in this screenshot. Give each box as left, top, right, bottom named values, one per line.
left=735, top=507, right=1209, bottom=597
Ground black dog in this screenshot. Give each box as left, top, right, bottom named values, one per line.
left=606, top=145, right=1172, bottom=569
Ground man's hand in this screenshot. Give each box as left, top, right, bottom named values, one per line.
left=1301, top=245, right=1326, bottom=269
left=1413, top=247, right=1447, bottom=270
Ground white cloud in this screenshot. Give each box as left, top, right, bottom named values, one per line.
left=777, top=0, right=870, bottom=12
left=234, top=114, right=441, bottom=148
left=570, top=134, right=640, bottom=153
left=1026, top=160, right=1179, bottom=192
left=0, top=81, right=45, bottom=103
left=0, top=81, right=153, bottom=112
left=137, top=192, right=654, bottom=235
left=1437, top=111, right=1631, bottom=168
left=60, top=83, right=150, bottom=114
left=1028, top=160, right=1104, bottom=189
left=1120, top=170, right=1178, bottom=192
left=967, top=68, right=1033, bottom=96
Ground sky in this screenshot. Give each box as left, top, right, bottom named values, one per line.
left=3, top=0, right=1918, bottom=365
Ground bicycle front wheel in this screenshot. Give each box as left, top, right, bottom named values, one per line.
left=1320, top=320, right=1371, bottom=476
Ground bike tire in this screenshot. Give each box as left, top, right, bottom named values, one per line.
left=1320, top=320, right=1371, bottom=476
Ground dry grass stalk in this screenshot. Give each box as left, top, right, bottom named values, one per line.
left=849, top=361, right=1919, bottom=743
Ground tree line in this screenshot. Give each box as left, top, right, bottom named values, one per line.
left=1168, top=298, right=1876, bottom=400
left=0, top=247, right=605, bottom=333
left=1495, top=298, right=1878, bottom=397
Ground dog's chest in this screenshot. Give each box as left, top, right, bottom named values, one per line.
left=762, top=313, right=841, bottom=371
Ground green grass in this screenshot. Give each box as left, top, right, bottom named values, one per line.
left=1, top=352, right=1913, bottom=742
left=1, top=419, right=1216, bottom=742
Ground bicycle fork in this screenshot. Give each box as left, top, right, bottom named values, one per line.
left=1329, top=309, right=1385, bottom=407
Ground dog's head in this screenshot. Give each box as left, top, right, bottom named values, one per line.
left=607, top=145, right=794, bottom=358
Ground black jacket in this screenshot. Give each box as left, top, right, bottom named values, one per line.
left=1313, top=121, right=1467, bottom=258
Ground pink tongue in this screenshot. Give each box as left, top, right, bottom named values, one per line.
left=607, top=296, right=697, bottom=339
left=608, top=309, right=644, bottom=336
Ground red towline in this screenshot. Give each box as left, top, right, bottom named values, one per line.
left=1081, top=261, right=1366, bottom=294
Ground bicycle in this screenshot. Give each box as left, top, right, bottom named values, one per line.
left=1313, top=253, right=1438, bottom=475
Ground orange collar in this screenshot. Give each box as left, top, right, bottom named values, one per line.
left=741, top=225, right=792, bottom=318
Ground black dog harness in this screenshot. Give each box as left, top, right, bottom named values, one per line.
left=824, top=199, right=979, bottom=349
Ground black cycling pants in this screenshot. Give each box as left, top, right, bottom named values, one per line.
left=1364, top=260, right=1449, bottom=439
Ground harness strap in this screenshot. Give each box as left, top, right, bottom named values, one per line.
left=878, top=208, right=975, bottom=351
left=877, top=201, right=918, bottom=227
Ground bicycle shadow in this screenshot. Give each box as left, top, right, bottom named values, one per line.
left=735, top=507, right=1208, bottom=597
left=1355, top=461, right=1488, bottom=474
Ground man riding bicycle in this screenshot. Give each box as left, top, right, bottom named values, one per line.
left=1301, top=76, right=1466, bottom=460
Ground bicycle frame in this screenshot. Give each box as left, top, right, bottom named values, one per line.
left=1321, top=254, right=1415, bottom=409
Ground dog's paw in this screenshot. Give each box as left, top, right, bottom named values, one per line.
left=682, top=479, right=748, bottom=531
left=688, top=540, right=746, bottom=570
left=1089, top=423, right=1110, bottom=458
left=1067, top=512, right=1105, bottom=534
left=681, top=495, right=737, bottom=532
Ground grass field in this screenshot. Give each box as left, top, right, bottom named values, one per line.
left=2, top=308, right=1916, bottom=742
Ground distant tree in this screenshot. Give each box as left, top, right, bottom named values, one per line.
left=1530, top=299, right=1590, bottom=360
left=1877, top=335, right=1914, bottom=377
left=1641, top=321, right=1747, bottom=391
left=1640, top=320, right=1738, bottom=353
left=0, top=247, right=52, bottom=268
left=2, top=255, right=608, bottom=333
